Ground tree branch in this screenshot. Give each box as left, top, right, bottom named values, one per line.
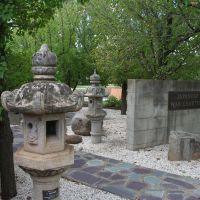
left=165, top=27, right=200, bottom=57
left=178, top=5, right=195, bottom=31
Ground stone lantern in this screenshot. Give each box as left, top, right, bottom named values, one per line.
left=1, top=44, right=83, bottom=200
left=85, top=70, right=107, bottom=144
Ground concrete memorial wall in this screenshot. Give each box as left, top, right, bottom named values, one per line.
left=127, top=79, right=200, bottom=150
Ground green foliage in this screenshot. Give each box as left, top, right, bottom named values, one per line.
left=85, top=0, right=200, bottom=83
left=0, top=0, right=64, bottom=121
left=0, top=0, right=65, bottom=82
left=77, top=0, right=89, bottom=4
left=0, top=0, right=64, bottom=35
left=175, top=0, right=200, bottom=7
left=1, top=0, right=200, bottom=115
left=103, top=95, right=122, bottom=109
left=0, top=60, right=7, bottom=79
left=6, top=0, right=95, bottom=90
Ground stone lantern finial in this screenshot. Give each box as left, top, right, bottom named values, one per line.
left=90, top=69, right=100, bottom=84
left=32, top=44, right=57, bottom=81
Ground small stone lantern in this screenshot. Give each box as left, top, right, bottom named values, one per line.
left=1, top=44, right=83, bottom=200
left=85, top=70, right=107, bottom=144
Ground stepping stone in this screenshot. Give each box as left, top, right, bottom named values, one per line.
left=101, top=185, right=136, bottom=199
left=145, top=189, right=164, bottom=198
left=164, top=177, right=195, bottom=189
left=144, top=176, right=161, bottom=185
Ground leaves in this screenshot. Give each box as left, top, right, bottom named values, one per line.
left=4, top=0, right=95, bottom=90
left=77, top=0, right=89, bottom=4
left=0, top=54, right=7, bottom=82
left=174, top=0, right=200, bottom=8
left=85, top=0, right=200, bottom=81
left=0, top=0, right=64, bottom=120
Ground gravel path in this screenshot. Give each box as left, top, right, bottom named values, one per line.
left=12, top=109, right=200, bottom=200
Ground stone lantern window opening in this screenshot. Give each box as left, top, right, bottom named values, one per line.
left=46, top=120, right=59, bottom=142
left=28, top=122, right=33, bottom=129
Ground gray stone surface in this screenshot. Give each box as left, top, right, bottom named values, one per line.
left=65, top=134, right=82, bottom=144
left=1, top=46, right=83, bottom=114
left=8, top=112, right=22, bottom=125
left=168, top=131, right=200, bottom=161
left=32, top=174, right=61, bottom=200
left=168, top=109, right=200, bottom=135
left=71, top=111, right=91, bottom=136
left=63, top=152, right=200, bottom=200
left=127, top=79, right=200, bottom=150
left=65, top=112, right=76, bottom=126
left=1, top=44, right=83, bottom=200
left=85, top=70, right=107, bottom=143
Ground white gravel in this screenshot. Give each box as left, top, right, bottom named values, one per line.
left=12, top=108, right=200, bottom=200
left=13, top=167, right=125, bottom=200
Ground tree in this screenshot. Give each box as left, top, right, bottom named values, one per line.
left=85, top=0, right=200, bottom=114
left=7, top=0, right=96, bottom=91
left=0, top=1, right=64, bottom=198
left=54, top=1, right=95, bottom=89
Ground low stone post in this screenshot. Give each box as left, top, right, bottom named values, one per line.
left=168, top=131, right=200, bottom=161
left=85, top=70, right=106, bottom=144
left=1, top=44, right=83, bottom=200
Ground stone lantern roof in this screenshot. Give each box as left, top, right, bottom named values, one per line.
left=85, top=70, right=106, bottom=98
left=90, top=70, right=100, bottom=84
left=1, top=44, right=83, bottom=114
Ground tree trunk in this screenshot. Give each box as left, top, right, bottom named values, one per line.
left=0, top=22, right=17, bottom=198
left=0, top=110, right=17, bottom=199
left=121, top=81, right=127, bottom=115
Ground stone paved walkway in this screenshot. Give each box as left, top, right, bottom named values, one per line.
left=12, top=126, right=200, bottom=200
left=62, top=152, right=200, bottom=200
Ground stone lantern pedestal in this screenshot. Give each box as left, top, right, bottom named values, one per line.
left=85, top=70, right=107, bottom=144
left=15, top=145, right=73, bottom=199
left=1, top=44, right=83, bottom=200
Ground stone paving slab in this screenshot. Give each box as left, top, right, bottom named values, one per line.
left=12, top=126, right=200, bottom=200
left=62, top=152, right=200, bottom=200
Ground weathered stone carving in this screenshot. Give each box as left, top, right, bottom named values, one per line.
left=168, top=131, right=200, bottom=161
left=1, top=45, right=83, bottom=115
left=85, top=70, right=107, bottom=143
left=1, top=81, right=83, bottom=114
left=1, top=44, right=83, bottom=200
left=71, top=112, right=91, bottom=136
left=28, top=119, right=39, bottom=145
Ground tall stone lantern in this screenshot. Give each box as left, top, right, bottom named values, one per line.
left=85, top=70, right=107, bottom=144
left=1, top=44, right=83, bottom=200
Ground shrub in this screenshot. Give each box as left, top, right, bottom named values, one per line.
left=103, top=95, right=121, bottom=109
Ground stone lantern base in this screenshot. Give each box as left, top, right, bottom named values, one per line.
left=90, top=119, right=104, bottom=144
left=15, top=145, right=74, bottom=200
left=32, top=174, right=61, bottom=200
